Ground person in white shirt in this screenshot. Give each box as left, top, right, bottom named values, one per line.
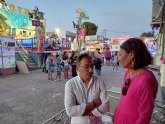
left=64, top=53, right=110, bottom=124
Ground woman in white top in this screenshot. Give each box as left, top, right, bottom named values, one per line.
left=62, top=54, right=69, bottom=79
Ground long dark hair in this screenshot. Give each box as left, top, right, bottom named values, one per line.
left=120, top=38, right=152, bottom=69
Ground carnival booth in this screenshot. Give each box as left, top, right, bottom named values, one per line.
left=85, top=35, right=105, bottom=51
left=0, top=35, right=16, bottom=76
left=110, top=36, right=132, bottom=51
left=0, top=2, right=49, bottom=69
left=0, top=2, right=46, bottom=51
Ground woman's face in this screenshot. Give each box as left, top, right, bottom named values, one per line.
left=118, top=48, right=133, bottom=68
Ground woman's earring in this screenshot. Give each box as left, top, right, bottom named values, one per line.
left=131, top=58, right=134, bottom=68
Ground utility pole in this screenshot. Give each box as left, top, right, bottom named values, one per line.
left=103, top=29, right=107, bottom=40
left=160, top=25, right=165, bottom=87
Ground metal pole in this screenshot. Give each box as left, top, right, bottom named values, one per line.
left=81, top=25, right=86, bottom=49
left=76, top=27, right=79, bottom=51
left=103, top=29, right=107, bottom=40
left=160, top=25, right=165, bottom=87
left=159, top=1, right=165, bottom=87
left=77, top=18, right=82, bottom=51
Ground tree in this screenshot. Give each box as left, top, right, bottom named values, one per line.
left=140, top=32, right=154, bottom=37
left=83, top=22, right=98, bottom=36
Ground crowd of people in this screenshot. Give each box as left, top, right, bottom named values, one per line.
left=41, top=50, right=79, bottom=81
left=41, top=47, right=120, bottom=81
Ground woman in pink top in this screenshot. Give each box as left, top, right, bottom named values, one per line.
left=113, top=38, right=158, bottom=124
left=104, top=48, right=111, bottom=66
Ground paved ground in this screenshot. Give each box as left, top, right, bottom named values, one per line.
left=0, top=65, right=161, bottom=124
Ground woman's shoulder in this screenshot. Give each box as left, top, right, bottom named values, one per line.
left=138, top=69, right=158, bottom=96
left=136, top=69, right=158, bottom=87
left=141, top=69, right=156, bottom=79
left=132, top=69, right=154, bottom=80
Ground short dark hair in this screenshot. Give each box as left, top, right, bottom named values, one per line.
left=56, top=54, right=59, bottom=58
left=120, top=38, right=152, bottom=69
left=76, top=53, right=92, bottom=65
left=63, top=55, right=68, bottom=60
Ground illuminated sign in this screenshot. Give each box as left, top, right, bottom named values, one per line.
left=0, top=2, right=35, bottom=16
left=85, top=35, right=98, bottom=41
left=32, top=20, right=43, bottom=27
left=110, top=36, right=132, bottom=51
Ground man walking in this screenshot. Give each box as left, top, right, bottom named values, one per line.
left=64, top=53, right=110, bottom=124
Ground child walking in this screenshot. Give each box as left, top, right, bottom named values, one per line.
left=54, top=55, right=62, bottom=81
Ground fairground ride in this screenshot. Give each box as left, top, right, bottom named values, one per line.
left=0, top=1, right=46, bottom=52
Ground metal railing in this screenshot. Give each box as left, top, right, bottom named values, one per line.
left=16, top=40, right=29, bottom=62
left=42, top=109, right=70, bottom=124
left=108, top=88, right=120, bottom=117
left=16, top=40, right=28, bottom=54
left=152, top=100, right=165, bottom=123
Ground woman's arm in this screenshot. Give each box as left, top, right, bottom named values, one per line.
left=136, top=78, right=158, bottom=124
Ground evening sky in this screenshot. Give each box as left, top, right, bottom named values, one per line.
left=6, top=0, right=153, bottom=38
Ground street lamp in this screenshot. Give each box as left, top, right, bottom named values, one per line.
left=55, top=28, right=60, bottom=36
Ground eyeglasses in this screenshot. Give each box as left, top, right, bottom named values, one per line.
left=122, top=78, right=130, bottom=95
left=79, top=65, right=93, bottom=70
